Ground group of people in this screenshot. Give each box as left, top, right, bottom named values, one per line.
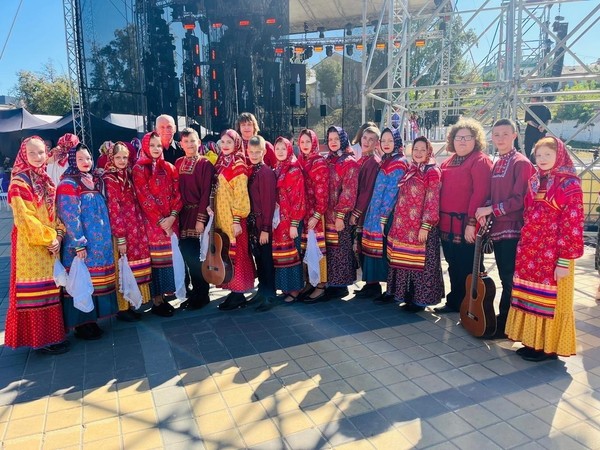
left=5, top=112, right=584, bottom=364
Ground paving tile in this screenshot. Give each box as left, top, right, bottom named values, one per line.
left=367, top=428, right=414, bottom=450
left=3, top=413, right=44, bottom=440
left=119, top=408, right=158, bottom=434
left=122, top=428, right=163, bottom=449
left=195, top=409, right=235, bottom=435
left=41, top=425, right=82, bottom=450
left=82, top=417, right=120, bottom=443
left=426, top=411, right=475, bottom=439
left=1, top=433, right=44, bottom=450
left=9, top=397, right=48, bottom=419
left=238, top=417, right=281, bottom=447
left=451, top=430, right=504, bottom=450
left=118, top=392, right=155, bottom=415
left=155, top=400, right=193, bottom=423
left=454, top=404, right=502, bottom=429
left=561, top=421, right=600, bottom=448
left=480, top=421, right=531, bottom=448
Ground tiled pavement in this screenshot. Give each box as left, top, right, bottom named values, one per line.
left=1, top=207, right=599, bottom=450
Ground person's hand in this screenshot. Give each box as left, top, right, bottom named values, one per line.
left=349, top=215, right=357, bottom=226
left=308, top=217, right=319, bottom=230
left=335, top=218, right=345, bottom=232
left=418, top=228, right=429, bottom=243
left=76, top=248, right=87, bottom=260
left=464, top=225, right=476, bottom=244
left=290, top=226, right=298, bottom=239
left=380, top=222, right=385, bottom=236
left=160, top=216, right=175, bottom=231
left=233, top=223, right=242, bottom=237
left=165, top=228, right=174, bottom=237
left=47, top=239, right=60, bottom=255
left=195, top=222, right=205, bottom=234
left=259, top=231, right=269, bottom=245
left=554, top=266, right=569, bottom=281
left=475, top=206, right=492, bottom=224
left=117, top=243, right=127, bottom=256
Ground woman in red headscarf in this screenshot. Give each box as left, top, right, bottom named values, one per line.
left=103, top=142, right=152, bottom=321
left=387, top=136, right=444, bottom=311
left=506, top=136, right=584, bottom=361
left=47, top=133, right=79, bottom=186
left=214, top=129, right=254, bottom=310
left=272, top=137, right=305, bottom=303
left=297, top=129, right=329, bottom=302
left=6, top=136, right=69, bottom=354
left=132, top=132, right=182, bottom=317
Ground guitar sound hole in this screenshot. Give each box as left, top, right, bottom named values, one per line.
left=210, top=245, right=215, bottom=252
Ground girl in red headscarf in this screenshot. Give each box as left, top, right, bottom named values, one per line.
left=387, top=136, right=444, bottom=311
left=297, top=129, right=329, bottom=302
left=103, top=142, right=152, bottom=321
left=6, top=136, right=69, bottom=353
left=506, top=136, right=584, bottom=361
left=214, top=129, right=254, bottom=310
left=272, top=137, right=306, bottom=303
left=47, top=133, right=79, bottom=186
left=132, top=132, right=182, bottom=317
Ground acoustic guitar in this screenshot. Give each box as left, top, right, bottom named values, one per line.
left=460, top=217, right=497, bottom=338
left=201, top=188, right=233, bottom=285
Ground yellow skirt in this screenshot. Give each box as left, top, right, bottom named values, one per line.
left=505, top=260, right=576, bottom=356
left=113, top=243, right=152, bottom=312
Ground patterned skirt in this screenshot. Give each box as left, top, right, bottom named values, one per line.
left=387, top=228, right=444, bottom=306
left=325, top=220, right=358, bottom=287
left=219, top=220, right=256, bottom=293
left=275, top=234, right=304, bottom=292
left=63, top=292, right=119, bottom=330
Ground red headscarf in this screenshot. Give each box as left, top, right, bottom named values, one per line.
left=104, top=141, right=133, bottom=189
left=10, top=136, right=57, bottom=220
left=529, top=136, right=579, bottom=203
left=50, top=133, right=80, bottom=167
left=297, top=129, right=320, bottom=170
left=400, top=136, right=436, bottom=186
left=215, top=129, right=246, bottom=177
left=138, top=131, right=167, bottom=172
left=274, top=136, right=299, bottom=180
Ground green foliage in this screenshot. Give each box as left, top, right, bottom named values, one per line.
left=11, top=62, right=71, bottom=115
left=554, top=81, right=600, bottom=125
left=315, top=58, right=342, bottom=102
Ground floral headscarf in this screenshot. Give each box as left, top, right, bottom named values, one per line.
left=400, top=136, right=436, bottom=186
left=297, top=128, right=320, bottom=169
left=137, top=131, right=167, bottom=174
left=274, top=136, right=299, bottom=181
left=215, top=129, right=246, bottom=175
left=380, top=127, right=404, bottom=161
left=51, top=133, right=80, bottom=167
left=62, top=143, right=104, bottom=193
left=529, top=136, right=579, bottom=203
left=326, top=126, right=350, bottom=156
left=10, top=136, right=57, bottom=220
left=104, top=141, right=133, bottom=189
left=99, top=141, right=114, bottom=156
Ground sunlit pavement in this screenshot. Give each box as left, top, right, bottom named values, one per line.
left=1, top=207, right=599, bottom=450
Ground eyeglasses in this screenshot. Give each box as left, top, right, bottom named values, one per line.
left=454, top=135, right=474, bottom=141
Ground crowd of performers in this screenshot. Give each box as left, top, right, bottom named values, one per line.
left=5, top=113, right=584, bottom=364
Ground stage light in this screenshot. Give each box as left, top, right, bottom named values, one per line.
left=345, top=23, right=353, bottom=36
left=317, top=27, right=325, bottom=38
left=197, top=88, right=202, bottom=97
left=265, top=18, right=276, bottom=25
left=212, top=69, right=217, bottom=80
left=295, top=46, right=304, bottom=53
left=304, top=46, right=313, bottom=59
left=239, top=20, right=250, bottom=27
left=346, top=45, right=353, bottom=56
left=274, top=47, right=285, bottom=55
left=211, top=22, right=223, bottom=28
left=334, top=44, right=344, bottom=52
left=182, top=16, right=196, bottom=31
left=415, top=39, right=426, bottom=47
left=197, top=106, right=202, bottom=116
left=213, top=90, right=218, bottom=100
left=356, top=43, right=364, bottom=51
left=211, top=49, right=216, bottom=60
left=195, top=66, right=200, bottom=76
left=214, top=107, right=218, bottom=116
left=325, top=45, right=333, bottom=56
left=376, top=42, right=386, bottom=50
left=314, top=44, right=323, bottom=52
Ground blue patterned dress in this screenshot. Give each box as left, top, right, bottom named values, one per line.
left=361, top=128, right=407, bottom=283
left=57, top=155, right=117, bottom=329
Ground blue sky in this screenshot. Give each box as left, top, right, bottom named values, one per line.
left=0, top=0, right=598, bottom=96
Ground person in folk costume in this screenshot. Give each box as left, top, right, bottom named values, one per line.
left=387, top=136, right=445, bottom=311
left=324, top=126, right=360, bottom=299
left=96, top=141, right=114, bottom=170
left=102, top=141, right=152, bottom=322
left=5, top=137, right=69, bottom=354
left=475, top=119, right=536, bottom=337
left=175, top=128, right=215, bottom=310
left=57, top=143, right=118, bottom=340
left=350, top=121, right=378, bottom=161
left=297, top=129, right=329, bottom=303
left=272, top=136, right=306, bottom=303
left=435, top=118, right=493, bottom=314
left=47, top=133, right=79, bottom=187
left=361, top=127, right=408, bottom=303
left=350, top=125, right=384, bottom=299
left=505, top=137, right=584, bottom=362
left=246, top=136, right=278, bottom=312
left=236, top=112, right=277, bottom=168
left=132, top=132, right=182, bottom=317
left=214, top=129, right=255, bottom=310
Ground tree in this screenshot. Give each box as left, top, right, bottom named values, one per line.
left=315, top=58, right=342, bottom=105
left=554, top=81, right=600, bottom=125
left=11, top=62, right=71, bottom=115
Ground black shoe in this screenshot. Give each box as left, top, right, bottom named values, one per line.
left=401, top=302, right=424, bottom=312
left=37, top=341, right=71, bottom=355
left=245, top=293, right=265, bottom=306
left=298, top=285, right=315, bottom=300
left=163, top=293, right=177, bottom=301
left=521, top=349, right=558, bottom=362
left=373, top=293, right=395, bottom=305
left=87, top=322, right=104, bottom=337
left=130, top=309, right=143, bottom=320
left=303, top=287, right=327, bottom=304
left=516, top=346, right=531, bottom=356
left=433, top=305, right=458, bottom=314
left=152, top=302, right=174, bottom=317
left=117, top=310, right=140, bottom=322
left=353, top=283, right=382, bottom=298
left=74, top=324, right=102, bottom=341
left=487, top=327, right=507, bottom=340
left=218, top=293, right=247, bottom=311
left=256, top=297, right=278, bottom=312
left=326, top=287, right=349, bottom=299
left=180, top=297, right=210, bottom=311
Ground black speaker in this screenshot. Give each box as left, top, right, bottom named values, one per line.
left=320, top=104, right=327, bottom=117
left=374, top=109, right=382, bottom=122
left=289, top=83, right=300, bottom=107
